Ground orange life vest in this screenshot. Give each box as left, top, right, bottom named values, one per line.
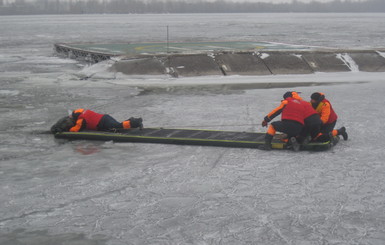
left=314, top=99, right=338, bottom=124
left=72, top=109, right=104, bottom=130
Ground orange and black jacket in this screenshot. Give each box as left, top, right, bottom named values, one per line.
left=313, top=98, right=338, bottom=124
left=69, top=109, right=104, bottom=132
left=264, top=97, right=305, bottom=125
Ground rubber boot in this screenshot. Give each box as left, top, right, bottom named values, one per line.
left=263, top=134, right=273, bottom=151
left=301, top=135, right=311, bottom=145
left=290, top=137, right=300, bottom=152
left=296, top=135, right=307, bottom=144
left=337, top=127, right=348, bottom=141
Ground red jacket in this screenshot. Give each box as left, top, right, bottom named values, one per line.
left=70, top=109, right=104, bottom=132
left=301, top=100, right=318, bottom=119
left=282, top=97, right=305, bottom=125
left=265, top=97, right=305, bottom=125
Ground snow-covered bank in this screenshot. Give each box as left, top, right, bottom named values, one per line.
left=45, top=56, right=385, bottom=87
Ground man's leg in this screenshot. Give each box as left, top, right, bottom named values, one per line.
left=316, top=121, right=336, bottom=142
left=304, top=115, right=322, bottom=142
left=263, top=123, right=277, bottom=151
left=98, top=115, right=143, bottom=130
left=263, top=121, right=302, bottom=151
left=282, top=121, right=303, bottom=151
left=336, top=126, right=348, bottom=140
left=98, top=115, right=123, bottom=130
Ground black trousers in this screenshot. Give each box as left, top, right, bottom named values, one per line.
left=315, top=120, right=337, bottom=142
left=271, top=120, right=303, bottom=138
left=321, top=121, right=336, bottom=135
left=301, top=114, right=322, bottom=139
left=97, top=115, right=123, bottom=131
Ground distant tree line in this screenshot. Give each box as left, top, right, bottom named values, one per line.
left=1, top=0, right=384, bottom=15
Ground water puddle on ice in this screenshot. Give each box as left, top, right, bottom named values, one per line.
left=0, top=89, right=20, bottom=96
left=0, top=229, right=107, bottom=245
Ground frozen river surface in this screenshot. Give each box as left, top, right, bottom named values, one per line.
left=1, top=13, right=385, bottom=245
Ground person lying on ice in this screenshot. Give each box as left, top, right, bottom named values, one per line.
left=310, top=92, right=348, bottom=141
left=261, top=92, right=307, bottom=151
left=50, top=108, right=143, bottom=133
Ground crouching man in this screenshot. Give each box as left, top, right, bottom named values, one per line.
left=261, top=92, right=306, bottom=151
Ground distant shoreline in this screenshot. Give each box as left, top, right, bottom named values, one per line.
left=1, top=0, right=384, bottom=15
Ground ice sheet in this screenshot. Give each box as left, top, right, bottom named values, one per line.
left=1, top=13, right=385, bottom=245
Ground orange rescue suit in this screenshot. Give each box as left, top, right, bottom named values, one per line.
left=70, top=109, right=104, bottom=132
left=313, top=98, right=338, bottom=124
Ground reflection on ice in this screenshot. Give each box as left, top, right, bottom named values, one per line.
left=74, top=142, right=102, bottom=155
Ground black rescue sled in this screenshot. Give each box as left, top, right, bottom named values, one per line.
left=54, top=128, right=337, bottom=151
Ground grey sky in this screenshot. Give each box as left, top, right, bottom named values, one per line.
left=4, top=0, right=362, bottom=2
left=180, top=0, right=367, bottom=3
left=4, top=0, right=364, bottom=3
left=192, top=0, right=355, bottom=2
left=2, top=0, right=366, bottom=4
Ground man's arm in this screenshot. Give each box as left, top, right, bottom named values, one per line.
left=69, top=118, right=85, bottom=132
left=265, top=100, right=288, bottom=122
left=320, top=102, right=331, bottom=124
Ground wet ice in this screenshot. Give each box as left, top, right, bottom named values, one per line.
left=1, top=13, right=385, bottom=245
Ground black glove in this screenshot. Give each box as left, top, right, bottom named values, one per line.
left=262, top=120, right=268, bottom=127
left=51, top=127, right=62, bottom=134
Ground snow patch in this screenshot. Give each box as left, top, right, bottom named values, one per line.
left=292, top=54, right=303, bottom=59
left=110, top=56, right=125, bottom=62
left=78, top=59, right=116, bottom=79
left=336, top=53, right=359, bottom=72
left=259, top=53, right=270, bottom=59
left=376, top=51, right=385, bottom=59
left=105, top=71, right=385, bottom=88
left=17, top=56, right=77, bottom=64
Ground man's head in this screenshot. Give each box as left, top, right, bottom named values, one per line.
left=50, top=116, right=75, bottom=134
left=283, top=91, right=302, bottom=100
left=310, top=92, right=325, bottom=103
